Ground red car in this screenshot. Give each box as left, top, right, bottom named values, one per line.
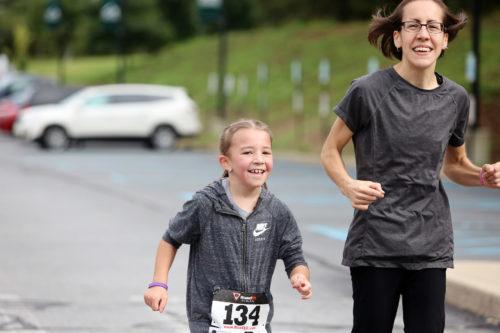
left=0, top=98, right=18, bottom=132
left=0, top=75, right=79, bottom=133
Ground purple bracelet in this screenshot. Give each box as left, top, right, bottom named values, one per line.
left=148, top=282, right=168, bottom=290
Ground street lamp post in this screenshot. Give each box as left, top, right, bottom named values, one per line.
left=198, top=0, right=227, bottom=120
left=44, top=0, right=65, bottom=83
left=471, top=0, right=481, bottom=130
left=100, top=0, right=125, bottom=83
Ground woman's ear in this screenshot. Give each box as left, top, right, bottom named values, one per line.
left=393, top=30, right=402, bottom=49
left=219, top=155, right=231, bottom=172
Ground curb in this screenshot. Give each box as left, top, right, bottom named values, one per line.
left=446, top=260, right=500, bottom=322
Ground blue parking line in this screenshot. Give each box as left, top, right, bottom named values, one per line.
left=450, top=200, right=500, bottom=211
left=307, top=224, right=348, bottom=241
left=181, top=191, right=194, bottom=201
left=456, top=247, right=500, bottom=256
left=109, top=172, right=127, bottom=184
left=455, top=237, right=500, bottom=247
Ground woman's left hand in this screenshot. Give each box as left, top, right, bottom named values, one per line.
left=481, top=162, right=500, bottom=188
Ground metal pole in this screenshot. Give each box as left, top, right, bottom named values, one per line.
left=216, top=2, right=227, bottom=120
left=116, top=26, right=126, bottom=83
left=471, top=0, right=481, bottom=129
left=56, top=32, right=65, bottom=84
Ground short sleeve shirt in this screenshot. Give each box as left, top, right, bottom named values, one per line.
left=334, top=67, right=469, bottom=270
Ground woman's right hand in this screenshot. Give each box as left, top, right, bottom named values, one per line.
left=342, top=179, right=385, bottom=210
left=144, top=286, right=168, bottom=313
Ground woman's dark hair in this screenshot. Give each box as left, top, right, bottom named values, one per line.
left=368, top=0, right=468, bottom=60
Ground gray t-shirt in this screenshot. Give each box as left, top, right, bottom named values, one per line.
left=334, top=66, right=469, bottom=270
left=222, top=177, right=251, bottom=220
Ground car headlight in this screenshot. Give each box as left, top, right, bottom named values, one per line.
left=17, top=112, right=40, bottom=124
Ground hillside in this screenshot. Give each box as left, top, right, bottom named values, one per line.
left=28, top=13, right=500, bottom=155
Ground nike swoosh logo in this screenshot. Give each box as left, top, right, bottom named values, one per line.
left=253, top=228, right=270, bottom=237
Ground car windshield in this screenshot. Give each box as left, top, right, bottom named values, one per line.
left=59, top=90, right=87, bottom=107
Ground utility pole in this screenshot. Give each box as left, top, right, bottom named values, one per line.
left=217, top=5, right=227, bottom=120
left=100, top=0, right=124, bottom=83
left=198, top=0, right=227, bottom=120
left=44, top=0, right=65, bottom=83
left=471, top=0, right=481, bottom=130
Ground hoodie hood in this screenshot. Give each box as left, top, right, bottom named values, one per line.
left=200, top=178, right=270, bottom=215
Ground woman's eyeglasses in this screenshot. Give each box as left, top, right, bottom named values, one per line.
left=400, top=21, right=445, bottom=34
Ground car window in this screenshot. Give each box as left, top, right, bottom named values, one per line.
left=85, top=96, right=110, bottom=107
left=109, top=94, right=172, bottom=103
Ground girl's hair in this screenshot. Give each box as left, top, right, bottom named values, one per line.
left=368, top=0, right=468, bottom=60
left=219, top=119, right=273, bottom=180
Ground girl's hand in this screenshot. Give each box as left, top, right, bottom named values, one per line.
left=290, top=273, right=312, bottom=300
left=144, top=286, right=168, bottom=313
left=342, top=180, right=385, bottom=210
left=481, top=162, right=500, bottom=189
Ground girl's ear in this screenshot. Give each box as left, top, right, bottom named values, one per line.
left=219, top=155, right=231, bottom=172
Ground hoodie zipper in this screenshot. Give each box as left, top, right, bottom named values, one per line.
left=240, top=198, right=261, bottom=293
left=242, top=218, right=248, bottom=292
left=218, top=209, right=249, bottom=293
left=217, top=190, right=263, bottom=293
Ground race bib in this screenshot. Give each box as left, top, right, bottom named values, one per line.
left=209, top=289, right=269, bottom=333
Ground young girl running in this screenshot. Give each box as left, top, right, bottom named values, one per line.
left=144, top=119, right=312, bottom=333
left=321, top=0, right=500, bottom=332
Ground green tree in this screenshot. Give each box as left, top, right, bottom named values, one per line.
left=0, top=0, right=499, bottom=59
left=80, top=0, right=173, bottom=55
left=157, top=0, right=197, bottom=40
left=13, top=24, right=31, bottom=70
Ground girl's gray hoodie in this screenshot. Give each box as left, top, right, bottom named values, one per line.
left=163, top=178, right=308, bottom=331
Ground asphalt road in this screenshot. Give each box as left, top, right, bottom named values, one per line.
left=0, top=135, right=499, bottom=332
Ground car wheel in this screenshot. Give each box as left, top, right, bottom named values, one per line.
left=150, top=126, right=177, bottom=150
left=40, top=126, right=70, bottom=150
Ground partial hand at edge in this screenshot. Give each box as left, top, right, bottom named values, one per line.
left=481, top=162, right=500, bottom=189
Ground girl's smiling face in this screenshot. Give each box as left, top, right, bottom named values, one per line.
left=393, top=0, right=448, bottom=71
left=220, top=128, right=273, bottom=191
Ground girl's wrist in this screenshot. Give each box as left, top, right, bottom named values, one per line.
left=148, top=282, right=168, bottom=290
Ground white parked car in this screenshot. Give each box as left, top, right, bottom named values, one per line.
left=13, top=84, right=201, bottom=150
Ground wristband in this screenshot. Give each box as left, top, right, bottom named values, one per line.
left=479, top=169, right=485, bottom=186
left=148, top=282, right=168, bottom=290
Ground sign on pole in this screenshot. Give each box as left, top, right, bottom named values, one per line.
left=291, top=60, right=302, bottom=85
left=367, top=56, right=379, bottom=74
left=100, top=0, right=122, bottom=31
left=258, top=62, right=268, bottom=85
left=207, top=72, right=218, bottom=95
left=44, top=1, right=62, bottom=29
left=318, top=58, right=330, bottom=85
left=198, top=0, right=222, bottom=23
left=224, top=73, right=235, bottom=96
left=466, top=51, right=477, bottom=83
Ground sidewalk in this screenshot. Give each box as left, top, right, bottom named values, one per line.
left=446, top=260, right=500, bottom=323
